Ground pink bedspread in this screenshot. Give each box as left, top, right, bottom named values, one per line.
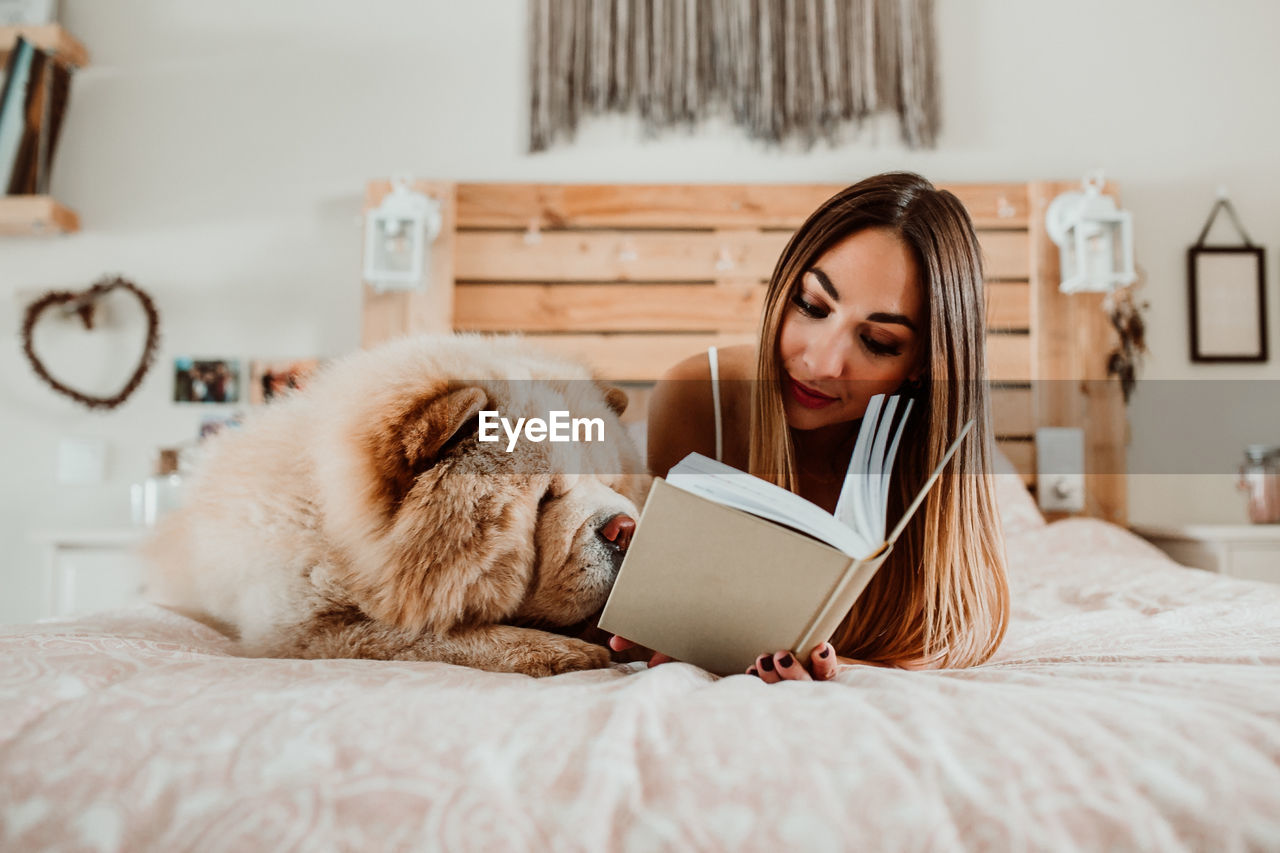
left=3, top=518, right=1279, bottom=851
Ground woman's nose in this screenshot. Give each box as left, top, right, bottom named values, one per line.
left=805, top=330, right=851, bottom=379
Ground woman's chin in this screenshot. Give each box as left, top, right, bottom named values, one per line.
left=783, top=401, right=844, bottom=431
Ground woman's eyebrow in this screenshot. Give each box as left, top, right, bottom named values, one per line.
left=807, top=268, right=918, bottom=332
left=867, top=312, right=917, bottom=331
left=807, top=268, right=839, bottom=300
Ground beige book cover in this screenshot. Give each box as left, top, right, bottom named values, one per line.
left=598, top=415, right=972, bottom=676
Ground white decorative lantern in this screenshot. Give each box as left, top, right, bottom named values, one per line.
left=362, top=177, right=443, bottom=293
left=1046, top=172, right=1136, bottom=294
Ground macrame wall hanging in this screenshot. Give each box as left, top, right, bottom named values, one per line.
left=528, top=0, right=940, bottom=152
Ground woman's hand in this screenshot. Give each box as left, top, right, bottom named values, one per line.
left=748, top=642, right=839, bottom=682
left=608, top=635, right=677, bottom=667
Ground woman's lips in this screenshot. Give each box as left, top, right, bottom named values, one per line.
left=787, top=376, right=839, bottom=409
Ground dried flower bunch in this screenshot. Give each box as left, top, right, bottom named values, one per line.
left=1103, top=286, right=1148, bottom=404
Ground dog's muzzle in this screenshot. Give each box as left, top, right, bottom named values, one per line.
left=596, top=513, right=636, bottom=568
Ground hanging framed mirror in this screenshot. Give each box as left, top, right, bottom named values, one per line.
left=1187, top=197, right=1268, bottom=363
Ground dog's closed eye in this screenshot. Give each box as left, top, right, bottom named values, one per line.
left=412, top=414, right=481, bottom=479
left=436, top=413, right=481, bottom=456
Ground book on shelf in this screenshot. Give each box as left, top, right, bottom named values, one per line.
left=0, top=1, right=60, bottom=25
left=0, top=34, right=36, bottom=191
left=599, top=394, right=974, bottom=676
left=0, top=34, right=73, bottom=196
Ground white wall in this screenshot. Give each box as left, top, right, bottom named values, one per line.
left=4, top=0, right=1278, bottom=623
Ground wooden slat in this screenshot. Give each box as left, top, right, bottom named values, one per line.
left=456, top=229, right=1027, bottom=283
left=997, top=439, right=1035, bottom=486
left=457, top=184, right=829, bottom=230
left=1031, top=182, right=1076, bottom=415
left=986, top=334, right=1033, bottom=382
left=455, top=183, right=1029, bottom=230
left=0, top=195, right=79, bottom=235
left=458, top=279, right=1030, bottom=336
left=944, top=184, right=1029, bottom=228
left=991, top=386, right=1034, bottom=436
left=0, top=24, right=89, bottom=67
left=455, top=230, right=790, bottom=282
left=985, top=281, right=1030, bottom=331
left=980, top=230, right=1030, bottom=280
left=456, top=282, right=764, bottom=333
left=525, top=333, right=755, bottom=382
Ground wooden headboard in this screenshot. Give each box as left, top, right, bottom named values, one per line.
left=361, top=181, right=1127, bottom=525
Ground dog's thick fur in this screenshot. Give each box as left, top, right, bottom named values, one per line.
left=143, top=334, right=650, bottom=676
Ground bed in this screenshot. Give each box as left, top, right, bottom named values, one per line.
left=3, top=181, right=1279, bottom=851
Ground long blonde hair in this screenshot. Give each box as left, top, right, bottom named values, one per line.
left=749, top=172, right=1009, bottom=668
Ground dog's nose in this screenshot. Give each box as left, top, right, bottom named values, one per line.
left=597, top=513, right=636, bottom=552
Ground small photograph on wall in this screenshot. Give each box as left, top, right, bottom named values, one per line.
left=174, top=358, right=241, bottom=404
left=249, top=358, right=321, bottom=404
left=198, top=411, right=245, bottom=441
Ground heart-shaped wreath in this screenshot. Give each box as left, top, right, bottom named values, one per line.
left=21, top=275, right=161, bottom=411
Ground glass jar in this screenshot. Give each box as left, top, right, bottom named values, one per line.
left=1237, top=445, right=1280, bottom=524
left=130, top=448, right=185, bottom=527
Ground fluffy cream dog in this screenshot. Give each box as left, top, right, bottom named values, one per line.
left=143, top=334, right=649, bottom=676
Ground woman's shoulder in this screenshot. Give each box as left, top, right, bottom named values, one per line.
left=659, top=349, right=712, bottom=384
left=660, top=344, right=755, bottom=382
left=645, top=345, right=754, bottom=477
left=714, top=343, right=756, bottom=381
left=652, top=344, right=755, bottom=409
left=647, top=353, right=717, bottom=472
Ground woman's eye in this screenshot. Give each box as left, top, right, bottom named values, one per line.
left=790, top=292, right=827, bottom=318
left=861, top=335, right=902, bottom=357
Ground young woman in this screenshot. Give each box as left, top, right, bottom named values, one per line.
left=610, top=172, right=1010, bottom=682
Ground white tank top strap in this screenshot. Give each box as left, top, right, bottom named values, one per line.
left=707, top=346, right=723, bottom=463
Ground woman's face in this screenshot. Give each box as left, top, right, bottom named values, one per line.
left=777, top=227, right=927, bottom=432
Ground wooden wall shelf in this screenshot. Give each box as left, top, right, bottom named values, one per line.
left=0, top=25, right=88, bottom=235
left=0, top=23, right=89, bottom=67
left=0, top=196, right=80, bottom=235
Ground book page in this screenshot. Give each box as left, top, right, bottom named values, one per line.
left=666, top=393, right=919, bottom=559
left=665, top=454, right=871, bottom=557
left=885, top=418, right=975, bottom=546
left=834, top=395, right=913, bottom=544
left=834, top=394, right=882, bottom=543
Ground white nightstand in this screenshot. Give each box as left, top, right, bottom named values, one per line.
left=31, top=529, right=150, bottom=619
left=1130, top=523, right=1280, bottom=584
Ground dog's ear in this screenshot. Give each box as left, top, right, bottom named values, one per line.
left=401, top=385, right=488, bottom=470
left=594, top=381, right=628, bottom=417
left=373, top=385, right=489, bottom=508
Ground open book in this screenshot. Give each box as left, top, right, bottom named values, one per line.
left=599, top=395, right=974, bottom=676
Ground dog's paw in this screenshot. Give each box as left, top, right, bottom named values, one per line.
left=519, top=634, right=612, bottom=677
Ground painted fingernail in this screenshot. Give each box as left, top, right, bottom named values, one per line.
left=778, top=654, right=794, bottom=668
left=760, top=656, right=775, bottom=672
left=747, top=667, right=758, bottom=677
left=818, top=646, right=830, bottom=658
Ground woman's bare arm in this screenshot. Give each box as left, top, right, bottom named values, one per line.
left=645, top=354, right=718, bottom=478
